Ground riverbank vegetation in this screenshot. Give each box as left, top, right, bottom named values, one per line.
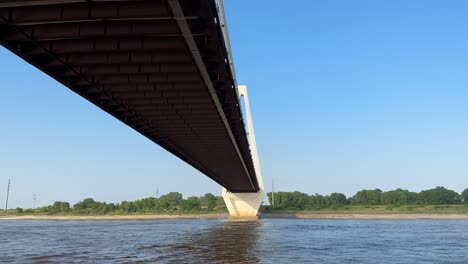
left=262, top=187, right=468, bottom=214
left=0, top=192, right=227, bottom=216
left=1, top=187, right=468, bottom=216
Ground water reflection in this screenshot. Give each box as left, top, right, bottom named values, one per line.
left=3, top=219, right=468, bottom=263
left=167, top=220, right=262, bottom=263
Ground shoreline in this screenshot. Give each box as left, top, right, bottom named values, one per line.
left=0, top=214, right=227, bottom=221
left=261, top=213, right=468, bottom=220
left=1, top=213, right=468, bottom=220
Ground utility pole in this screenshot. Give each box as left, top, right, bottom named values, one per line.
left=156, top=188, right=159, bottom=198
left=272, top=178, right=275, bottom=206
left=5, top=179, right=11, bottom=211
left=33, top=195, right=37, bottom=209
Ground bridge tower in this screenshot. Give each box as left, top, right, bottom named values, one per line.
left=222, top=85, right=265, bottom=219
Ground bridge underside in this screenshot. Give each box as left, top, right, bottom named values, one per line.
left=0, top=0, right=259, bottom=192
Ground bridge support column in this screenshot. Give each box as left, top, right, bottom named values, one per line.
left=222, top=189, right=264, bottom=219
left=222, top=85, right=265, bottom=219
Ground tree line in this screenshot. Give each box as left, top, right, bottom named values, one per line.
left=266, top=187, right=468, bottom=211
left=5, top=186, right=468, bottom=215
left=11, top=192, right=226, bottom=215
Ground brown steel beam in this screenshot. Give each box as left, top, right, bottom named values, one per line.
left=10, top=16, right=198, bottom=26
left=0, top=0, right=258, bottom=192
left=22, top=39, right=188, bottom=55
left=0, top=1, right=141, bottom=8
left=44, top=51, right=193, bottom=66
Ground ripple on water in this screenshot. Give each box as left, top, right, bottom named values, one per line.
left=1, top=219, right=468, bottom=263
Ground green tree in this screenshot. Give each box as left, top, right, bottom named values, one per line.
left=201, top=193, right=217, bottom=211
left=266, top=192, right=274, bottom=205
left=381, top=189, right=417, bottom=205
left=352, top=189, right=382, bottom=205
left=267, top=192, right=309, bottom=210
left=306, top=194, right=326, bottom=210
left=181, top=196, right=201, bottom=211
left=159, top=192, right=183, bottom=208
left=417, top=187, right=460, bottom=205
left=462, top=189, right=468, bottom=204
left=120, top=201, right=137, bottom=213
left=104, top=203, right=117, bottom=214
left=216, top=196, right=225, bottom=207
left=140, top=197, right=158, bottom=212
left=52, top=201, right=70, bottom=213
left=329, top=193, right=348, bottom=206
left=290, top=192, right=310, bottom=209
left=73, top=198, right=96, bottom=213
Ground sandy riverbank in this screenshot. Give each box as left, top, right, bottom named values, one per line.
left=0, top=214, right=228, bottom=220
left=1, top=213, right=468, bottom=220
left=261, top=213, right=468, bottom=220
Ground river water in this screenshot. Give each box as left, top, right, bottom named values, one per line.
left=0, top=219, right=467, bottom=263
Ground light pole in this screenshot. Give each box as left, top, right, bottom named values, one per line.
left=5, top=179, right=11, bottom=211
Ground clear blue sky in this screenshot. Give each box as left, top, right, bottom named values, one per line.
left=1, top=0, right=468, bottom=208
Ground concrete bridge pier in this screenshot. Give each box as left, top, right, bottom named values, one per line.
left=223, top=85, right=265, bottom=219
left=222, top=189, right=264, bottom=219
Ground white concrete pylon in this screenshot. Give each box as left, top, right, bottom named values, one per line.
left=222, top=85, right=264, bottom=219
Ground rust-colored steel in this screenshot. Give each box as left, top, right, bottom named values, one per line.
left=0, top=0, right=259, bottom=192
